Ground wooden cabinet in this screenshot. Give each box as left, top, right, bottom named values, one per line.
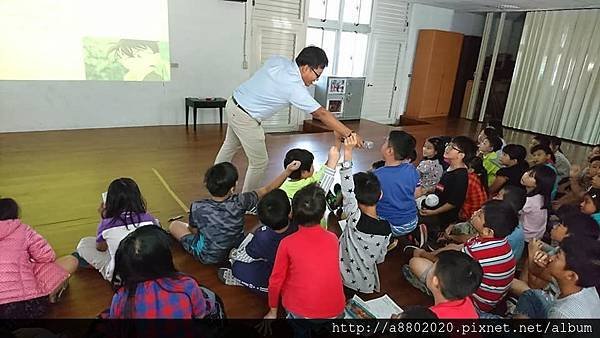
left=406, top=29, right=464, bottom=119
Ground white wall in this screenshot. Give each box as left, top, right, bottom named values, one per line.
left=0, top=0, right=250, bottom=132
left=394, top=3, right=485, bottom=117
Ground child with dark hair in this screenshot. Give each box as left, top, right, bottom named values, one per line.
left=169, top=160, right=300, bottom=264
left=459, top=156, right=488, bottom=222
left=221, top=145, right=341, bottom=291
left=0, top=198, right=77, bottom=319
left=76, top=178, right=157, bottom=281
left=490, top=144, right=529, bottom=194
left=520, top=165, right=556, bottom=242
left=218, top=189, right=295, bottom=293
left=581, top=188, right=600, bottom=226
left=548, top=137, right=571, bottom=182
left=266, top=184, right=345, bottom=319
left=529, top=134, right=551, bottom=148
left=426, top=251, right=482, bottom=319
left=478, top=134, right=503, bottom=186
left=407, top=200, right=516, bottom=314
left=514, top=235, right=600, bottom=318
left=555, top=156, right=600, bottom=210
left=338, top=135, right=392, bottom=294
left=530, top=144, right=559, bottom=199
left=416, top=137, right=445, bottom=194
left=496, top=186, right=527, bottom=261
left=374, top=130, right=421, bottom=238
left=109, top=225, right=223, bottom=318
left=281, top=148, right=325, bottom=199
left=418, top=136, right=476, bottom=243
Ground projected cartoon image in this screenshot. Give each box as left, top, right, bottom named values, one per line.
left=327, top=99, right=343, bottom=116
left=328, top=79, right=346, bottom=94
left=83, top=37, right=170, bottom=81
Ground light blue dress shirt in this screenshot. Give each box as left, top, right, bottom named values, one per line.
left=233, top=56, right=321, bottom=122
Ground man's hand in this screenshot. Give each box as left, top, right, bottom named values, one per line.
left=285, top=160, right=301, bottom=174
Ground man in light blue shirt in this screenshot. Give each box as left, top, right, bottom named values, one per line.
left=214, top=46, right=363, bottom=192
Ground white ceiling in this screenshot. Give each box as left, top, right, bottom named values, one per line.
left=411, top=0, right=600, bottom=12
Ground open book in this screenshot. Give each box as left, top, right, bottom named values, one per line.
left=344, top=294, right=403, bottom=319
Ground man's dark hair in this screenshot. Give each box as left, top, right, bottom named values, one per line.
left=482, top=200, right=518, bottom=238
left=530, top=144, right=556, bottom=163
left=433, top=251, right=483, bottom=300
left=291, top=184, right=326, bottom=226
left=452, top=136, right=477, bottom=164
left=353, top=172, right=381, bottom=206
left=204, top=162, right=238, bottom=197
left=284, top=149, right=314, bottom=180
left=295, top=46, right=329, bottom=69
left=387, top=130, right=416, bottom=161
left=257, top=189, right=291, bottom=231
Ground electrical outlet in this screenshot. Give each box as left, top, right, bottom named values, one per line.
left=242, top=60, right=248, bottom=69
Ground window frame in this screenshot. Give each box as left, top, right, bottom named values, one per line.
left=306, top=0, right=372, bottom=76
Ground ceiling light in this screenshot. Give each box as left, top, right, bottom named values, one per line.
left=498, top=3, right=520, bottom=10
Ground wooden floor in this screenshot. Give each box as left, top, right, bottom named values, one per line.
left=0, top=118, right=593, bottom=318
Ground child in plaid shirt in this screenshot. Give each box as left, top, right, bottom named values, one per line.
left=109, top=226, right=223, bottom=319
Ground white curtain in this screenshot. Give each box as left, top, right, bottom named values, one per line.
left=503, top=9, right=600, bottom=145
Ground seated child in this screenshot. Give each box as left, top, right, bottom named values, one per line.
left=373, top=130, right=420, bottom=238
left=554, top=156, right=600, bottom=209
left=549, top=136, right=571, bottom=183
left=581, top=187, right=600, bottom=226
left=0, top=198, right=77, bottom=319
left=489, top=144, right=529, bottom=195
left=339, top=135, right=392, bottom=294
left=427, top=251, right=483, bottom=319
left=219, top=189, right=295, bottom=293
left=280, top=148, right=325, bottom=199
left=169, top=161, right=300, bottom=264
left=520, top=165, right=556, bottom=242
left=265, top=184, right=345, bottom=319
left=405, top=200, right=517, bottom=314
left=109, top=225, right=223, bottom=318
left=513, top=211, right=600, bottom=293
left=444, top=185, right=527, bottom=262
left=416, top=137, right=445, bottom=194
left=76, top=178, right=156, bottom=281
left=514, top=235, right=600, bottom=318
left=459, top=156, right=488, bottom=222
left=530, top=144, right=559, bottom=199
left=418, top=136, right=476, bottom=242
left=478, top=134, right=503, bottom=186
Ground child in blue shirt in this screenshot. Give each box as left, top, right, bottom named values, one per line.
left=374, top=130, right=420, bottom=237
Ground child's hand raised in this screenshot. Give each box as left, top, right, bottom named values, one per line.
left=327, top=146, right=341, bottom=169
left=285, top=160, right=301, bottom=173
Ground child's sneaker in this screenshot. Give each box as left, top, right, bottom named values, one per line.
left=402, top=265, right=431, bottom=296
left=217, top=268, right=243, bottom=286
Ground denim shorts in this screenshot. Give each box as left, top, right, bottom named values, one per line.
left=514, top=289, right=553, bottom=318
left=180, top=233, right=205, bottom=260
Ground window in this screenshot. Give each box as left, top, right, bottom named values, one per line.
left=306, top=0, right=372, bottom=76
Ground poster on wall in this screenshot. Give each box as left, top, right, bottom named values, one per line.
left=327, top=99, right=343, bottom=117
left=328, top=78, right=346, bottom=94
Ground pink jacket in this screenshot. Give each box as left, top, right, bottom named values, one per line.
left=0, top=219, right=69, bottom=305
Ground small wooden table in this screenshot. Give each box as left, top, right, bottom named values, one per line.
left=185, top=97, right=227, bottom=130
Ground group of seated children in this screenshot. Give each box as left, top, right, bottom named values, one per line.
left=2, top=123, right=599, bottom=322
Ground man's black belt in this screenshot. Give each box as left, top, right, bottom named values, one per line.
left=232, top=96, right=260, bottom=125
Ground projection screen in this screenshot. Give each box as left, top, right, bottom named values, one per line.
left=0, top=0, right=170, bottom=81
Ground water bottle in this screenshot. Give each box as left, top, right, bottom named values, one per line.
left=362, top=140, right=374, bottom=149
